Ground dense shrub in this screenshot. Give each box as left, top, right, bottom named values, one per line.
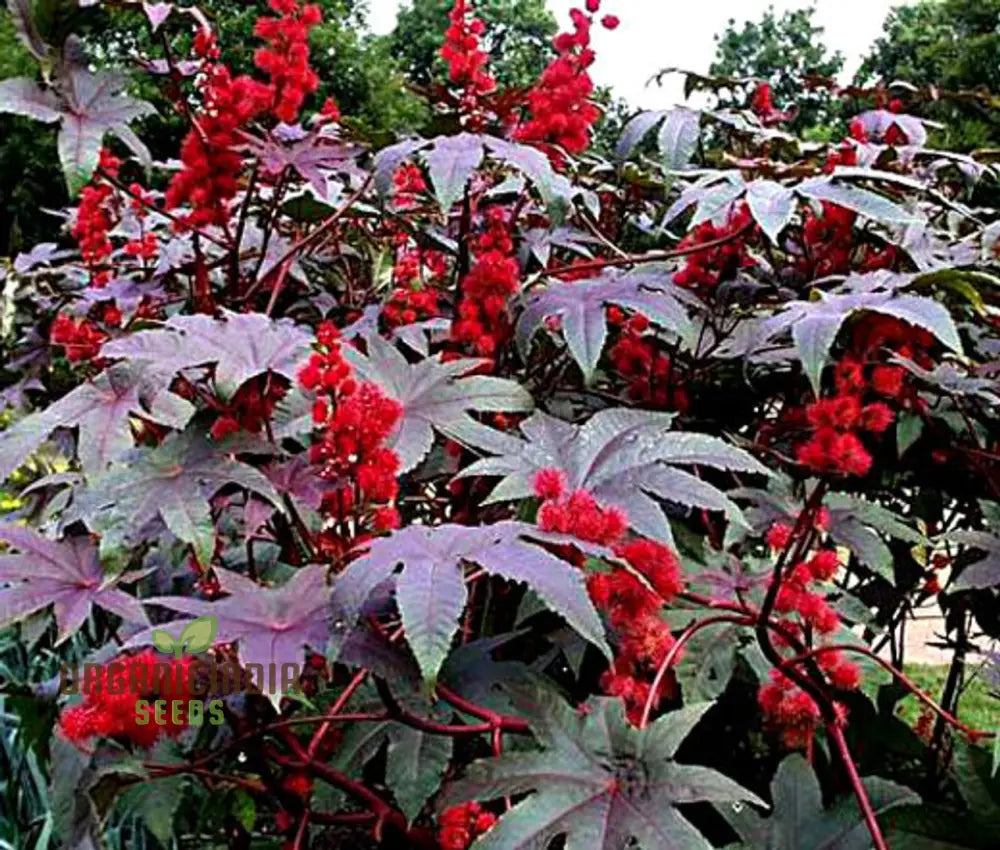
left=1, top=1, right=999, bottom=848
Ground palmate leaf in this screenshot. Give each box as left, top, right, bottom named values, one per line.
left=515, top=265, right=697, bottom=381
left=460, top=408, right=768, bottom=545
left=330, top=521, right=611, bottom=684
left=723, top=754, right=918, bottom=850
left=0, top=524, right=148, bottom=643
left=615, top=108, right=701, bottom=183
left=796, top=178, right=920, bottom=226
left=246, top=127, right=362, bottom=200
left=101, top=310, right=313, bottom=399
left=753, top=273, right=962, bottom=395
left=135, top=566, right=330, bottom=699
left=0, top=361, right=194, bottom=480
left=441, top=689, right=762, bottom=849
left=74, top=428, right=282, bottom=564
left=731, top=486, right=928, bottom=580
left=0, top=68, right=155, bottom=194
left=372, top=134, right=573, bottom=214
left=343, top=334, right=533, bottom=472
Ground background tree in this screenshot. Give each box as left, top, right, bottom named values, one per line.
left=387, top=0, right=556, bottom=91
left=709, top=6, right=844, bottom=137
left=0, top=12, right=66, bottom=255
left=857, top=0, right=1000, bottom=150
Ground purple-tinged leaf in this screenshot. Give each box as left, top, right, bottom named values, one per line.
left=142, top=2, right=173, bottom=31
left=615, top=109, right=666, bottom=161
left=657, top=108, right=701, bottom=175
left=856, top=109, right=928, bottom=147
left=424, top=133, right=484, bottom=212
left=76, top=429, right=283, bottom=564
left=516, top=265, right=697, bottom=381
left=101, top=310, right=313, bottom=399
left=343, top=336, right=533, bottom=472
left=797, top=177, right=920, bottom=225
left=138, top=566, right=330, bottom=700
left=0, top=361, right=194, bottom=480
left=13, top=242, right=73, bottom=273
left=691, top=177, right=746, bottom=226
left=0, top=525, right=148, bottom=643
left=461, top=409, right=766, bottom=544
left=441, top=689, right=761, bottom=850
left=746, top=179, right=796, bottom=243
left=264, top=456, right=333, bottom=511
left=756, top=276, right=962, bottom=395
left=0, top=77, right=62, bottom=122
left=331, top=521, right=610, bottom=683
left=247, top=131, right=362, bottom=199
left=482, top=137, right=574, bottom=213
left=56, top=69, right=156, bottom=194
left=6, top=0, right=48, bottom=60
left=372, top=138, right=428, bottom=198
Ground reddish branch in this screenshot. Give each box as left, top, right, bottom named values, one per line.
left=536, top=222, right=754, bottom=279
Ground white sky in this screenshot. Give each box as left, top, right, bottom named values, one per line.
left=367, top=0, right=905, bottom=108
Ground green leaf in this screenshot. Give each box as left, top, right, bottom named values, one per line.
left=386, top=725, right=453, bottom=823
left=230, top=789, right=257, bottom=833
left=180, top=615, right=219, bottom=655
left=897, top=412, right=924, bottom=458
left=120, top=774, right=185, bottom=844
left=723, top=754, right=919, bottom=849
left=441, top=688, right=761, bottom=850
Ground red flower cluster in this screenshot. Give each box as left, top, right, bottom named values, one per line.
left=383, top=240, right=447, bottom=330
left=798, top=202, right=897, bottom=280
left=299, top=322, right=404, bottom=545
left=772, top=547, right=844, bottom=634
left=253, top=0, right=322, bottom=123
left=438, top=801, right=497, bottom=850
left=72, top=150, right=123, bottom=287
left=796, top=348, right=906, bottom=478
left=383, top=283, right=441, bottom=330
left=60, top=651, right=197, bottom=749
left=757, top=527, right=860, bottom=749
left=50, top=314, right=107, bottom=363
left=534, top=470, right=685, bottom=723
left=392, top=162, right=428, bottom=210
left=749, top=82, right=793, bottom=126
left=165, top=56, right=272, bottom=229
left=515, top=4, right=606, bottom=159
left=440, top=0, right=496, bottom=126
left=209, top=376, right=289, bottom=441
left=607, top=309, right=690, bottom=411
left=124, top=232, right=159, bottom=262
left=673, top=202, right=756, bottom=289
left=452, top=207, right=521, bottom=361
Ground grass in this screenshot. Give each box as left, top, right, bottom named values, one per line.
left=864, top=663, right=999, bottom=732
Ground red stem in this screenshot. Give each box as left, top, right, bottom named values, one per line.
left=784, top=644, right=995, bottom=741
left=828, top=721, right=891, bottom=850
left=537, top=223, right=753, bottom=280
left=638, top=614, right=754, bottom=729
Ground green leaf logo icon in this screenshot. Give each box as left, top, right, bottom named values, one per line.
left=180, top=616, right=218, bottom=656
left=152, top=629, right=178, bottom=656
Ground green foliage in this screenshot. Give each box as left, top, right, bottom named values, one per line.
left=388, top=0, right=556, bottom=91
left=858, top=0, right=1000, bottom=150
left=0, top=11, right=64, bottom=255
left=709, top=7, right=844, bottom=136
